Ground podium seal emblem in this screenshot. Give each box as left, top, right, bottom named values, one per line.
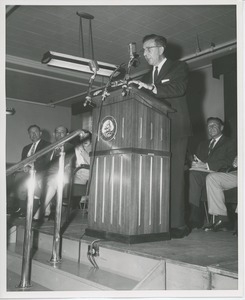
left=100, top=116, right=117, bottom=141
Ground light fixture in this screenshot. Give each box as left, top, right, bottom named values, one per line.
left=195, top=34, right=202, bottom=54
left=42, top=11, right=118, bottom=77
left=42, top=51, right=118, bottom=77
left=6, top=108, right=15, bottom=115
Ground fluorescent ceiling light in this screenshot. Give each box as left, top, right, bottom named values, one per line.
left=6, top=108, right=15, bottom=115
left=42, top=51, right=118, bottom=77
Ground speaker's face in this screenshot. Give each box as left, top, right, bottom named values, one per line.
left=143, top=39, right=163, bottom=66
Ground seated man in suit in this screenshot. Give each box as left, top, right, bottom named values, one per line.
left=72, top=130, right=92, bottom=185
left=188, top=117, right=236, bottom=229
left=62, top=130, right=92, bottom=210
left=33, top=125, right=74, bottom=220
left=10, top=124, right=50, bottom=218
left=33, top=127, right=91, bottom=220
left=205, top=156, right=237, bottom=232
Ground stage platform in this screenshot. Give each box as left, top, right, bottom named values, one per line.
left=6, top=209, right=240, bottom=293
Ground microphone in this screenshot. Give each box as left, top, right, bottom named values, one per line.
left=89, top=59, right=99, bottom=74
left=128, top=42, right=140, bottom=68
left=129, top=42, right=137, bottom=60
left=84, top=96, right=92, bottom=107
left=121, top=44, right=139, bottom=97
left=84, top=60, right=99, bottom=106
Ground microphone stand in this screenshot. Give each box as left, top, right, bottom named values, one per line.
left=122, top=54, right=139, bottom=97
left=84, top=70, right=97, bottom=107
left=101, top=63, right=125, bottom=102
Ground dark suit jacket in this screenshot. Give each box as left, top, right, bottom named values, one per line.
left=141, top=59, right=192, bottom=140
left=45, top=142, right=75, bottom=176
left=21, top=139, right=51, bottom=172
left=196, top=135, right=236, bottom=171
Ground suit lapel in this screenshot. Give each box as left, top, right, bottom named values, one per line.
left=36, top=139, right=43, bottom=152
left=156, top=59, right=173, bottom=83
left=36, top=140, right=40, bottom=151
left=148, top=59, right=174, bottom=84
left=27, top=143, right=32, bottom=152
left=144, top=71, right=153, bottom=83
left=24, top=144, right=32, bottom=158
left=208, top=135, right=225, bottom=155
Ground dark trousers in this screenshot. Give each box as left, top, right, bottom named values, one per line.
left=9, top=171, right=43, bottom=211
left=188, top=170, right=208, bottom=224
left=170, top=137, right=188, bottom=228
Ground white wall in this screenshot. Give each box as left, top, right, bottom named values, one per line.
left=188, top=64, right=224, bottom=123
left=71, top=111, right=92, bottom=132
left=187, top=64, right=224, bottom=151
left=201, top=67, right=224, bottom=120
left=6, top=100, right=72, bottom=163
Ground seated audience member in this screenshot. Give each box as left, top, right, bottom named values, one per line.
left=205, top=156, right=237, bottom=232
left=72, top=130, right=92, bottom=185
left=33, top=125, right=74, bottom=220
left=33, top=127, right=91, bottom=221
left=10, top=124, right=50, bottom=218
left=65, top=130, right=92, bottom=209
left=188, top=117, right=236, bottom=229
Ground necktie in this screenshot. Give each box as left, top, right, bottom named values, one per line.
left=208, top=139, right=215, bottom=154
left=54, top=147, right=61, bottom=157
left=153, top=66, right=158, bottom=84
left=28, top=142, right=36, bottom=157
left=51, top=147, right=61, bottom=161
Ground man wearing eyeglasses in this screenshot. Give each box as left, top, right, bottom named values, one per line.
left=129, top=34, right=192, bottom=239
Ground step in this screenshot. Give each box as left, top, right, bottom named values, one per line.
left=14, top=225, right=164, bottom=285
left=7, top=223, right=239, bottom=291
left=7, top=269, right=50, bottom=291
left=8, top=248, right=138, bottom=291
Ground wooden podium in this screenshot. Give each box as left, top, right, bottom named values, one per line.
left=85, top=86, right=174, bottom=243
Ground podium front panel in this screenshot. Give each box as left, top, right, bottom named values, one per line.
left=87, top=152, right=170, bottom=242
left=92, top=98, right=170, bottom=153
left=86, top=90, right=171, bottom=243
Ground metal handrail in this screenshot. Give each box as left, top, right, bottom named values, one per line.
left=50, top=146, right=65, bottom=264
left=17, top=165, right=36, bottom=288
left=9, top=129, right=88, bottom=289
left=6, top=129, right=85, bottom=177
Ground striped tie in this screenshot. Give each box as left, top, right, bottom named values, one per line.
left=208, top=139, right=215, bottom=155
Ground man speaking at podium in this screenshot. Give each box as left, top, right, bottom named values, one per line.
left=129, top=34, right=192, bottom=238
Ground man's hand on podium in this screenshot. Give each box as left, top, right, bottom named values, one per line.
left=128, top=80, right=154, bottom=91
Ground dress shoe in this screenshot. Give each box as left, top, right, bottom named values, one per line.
left=48, top=212, right=55, bottom=221
left=32, top=218, right=42, bottom=224
left=13, top=208, right=26, bottom=219
left=188, top=221, right=203, bottom=230
left=33, top=219, right=47, bottom=227
left=212, top=220, right=230, bottom=232
left=171, top=226, right=190, bottom=239
left=33, top=214, right=50, bottom=223
left=202, top=222, right=214, bottom=231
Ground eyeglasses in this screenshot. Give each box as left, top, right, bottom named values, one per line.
left=141, top=46, right=162, bottom=53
